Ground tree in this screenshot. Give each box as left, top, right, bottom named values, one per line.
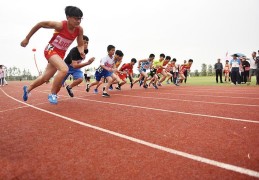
left=194, top=69, right=199, bottom=76
left=201, top=63, right=207, bottom=76
left=207, top=64, right=213, bottom=76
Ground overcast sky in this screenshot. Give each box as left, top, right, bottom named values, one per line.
left=0, top=0, right=258, bottom=75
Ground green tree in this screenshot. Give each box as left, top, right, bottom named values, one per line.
left=207, top=64, right=213, bottom=76
left=201, top=63, right=207, bottom=76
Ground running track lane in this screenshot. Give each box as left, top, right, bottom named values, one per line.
left=0, top=88, right=259, bottom=179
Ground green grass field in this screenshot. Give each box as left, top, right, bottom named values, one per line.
left=174, top=76, right=258, bottom=86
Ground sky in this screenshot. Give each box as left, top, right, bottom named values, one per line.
left=0, top=0, right=259, bottom=75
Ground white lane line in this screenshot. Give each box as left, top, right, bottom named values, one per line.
left=48, top=92, right=259, bottom=124
left=1, top=88, right=259, bottom=178
left=160, top=88, right=259, bottom=95
left=145, top=92, right=259, bottom=100
left=111, top=94, right=259, bottom=107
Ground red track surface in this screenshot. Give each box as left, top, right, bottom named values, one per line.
left=0, top=82, right=259, bottom=179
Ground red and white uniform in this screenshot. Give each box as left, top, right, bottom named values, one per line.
left=118, top=63, right=133, bottom=80
left=44, top=21, right=80, bottom=60
left=179, top=63, right=191, bottom=74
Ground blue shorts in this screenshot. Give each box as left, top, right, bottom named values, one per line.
left=62, top=65, right=83, bottom=84
left=138, top=68, right=147, bottom=74
left=95, top=69, right=112, bottom=81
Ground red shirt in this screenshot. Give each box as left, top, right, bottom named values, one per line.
left=47, top=21, right=80, bottom=59
left=120, top=63, right=133, bottom=75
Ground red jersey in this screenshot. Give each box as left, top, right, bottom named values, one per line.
left=180, top=63, right=191, bottom=73
left=44, top=21, right=80, bottom=60
left=120, top=63, right=133, bottom=75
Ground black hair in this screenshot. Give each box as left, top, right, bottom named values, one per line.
left=107, top=45, right=115, bottom=52
left=131, top=58, right=137, bottom=63
left=65, top=6, right=83, bottom=18
left=188, top=59, right=193, bottom=62
left=149, top=54, right=155, bottom=58
left=165, top=56, right=171, bottom=60
left=83, top=35, right=89, bottom=41
left=115, top=50, right=124, bottom=57
left=172, top=58, right=177, bottom=62
left=160, top=54, right=165, bottom=58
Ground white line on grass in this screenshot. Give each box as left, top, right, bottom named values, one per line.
left=1, top=88, right=259, bottom=178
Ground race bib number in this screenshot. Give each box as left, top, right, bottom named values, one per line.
left=97, top=66, right=103, bottom=73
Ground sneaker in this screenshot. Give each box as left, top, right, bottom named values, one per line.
left=174, top=83, right=179, bottom=86
left=139, top=80, right=143, bottom=87
left=130, top=82, right=134, bottom=89
left=115, top=86, right=121, bottom=90
left=157, top=82, right=162, bottom=86
left=109, top=84, right=113, bottom=90
left=86, top=84, right=90, bottom=92
left=143, top=84, right=148, bottom=89
left=166, top=81, right=170, bottom=84
left=23, top=86, right=28, bottom=101
left=66, top=86, right=74, bottom=97
left=102, top=92, right=110, bottom=97
left=48, top=94, right=58, bottom=104
left=94, top=89, right=98, bottom=94
left=152, top=83, right=158, bottom=89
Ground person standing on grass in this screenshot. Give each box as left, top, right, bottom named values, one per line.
left=224, top=60, right=230, bottom=82
left=214, top=58, right=223, bottom=83
left=230, top=54, right=241, bottom=85
left=240, top=57, right=250, bottom=84
left=0, top=65, right=4, bottom=86
left=255, top=51, right=259, bottom=85
left=86, top=45, right=117, bottom=97
left=247, top=51, right=257, bottom=85
left=21, top=6, right=85, bottom=104
left=63, top=35, right=95, bottom=97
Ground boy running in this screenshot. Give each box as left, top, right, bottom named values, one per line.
left=116, top=58, right=137, bottom=89
left=21, top=6, right=85, bottom=104
left=131, top=54, right=155, bottom=89
left=63, top=35, right=95, bottom=97
left=178, top=59, right=193, bottom=84
left=86, top=45, right=116, bottom=97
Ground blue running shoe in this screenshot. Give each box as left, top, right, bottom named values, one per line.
left=48, top=94, right=58, bottom=104
left=23, top=86, right=28, bottom=101
left=94, top=89, right=98, bottom=94
left=109, top=84, right=113, bottom=90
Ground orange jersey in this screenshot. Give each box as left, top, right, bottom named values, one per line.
left=44, top=21, right=80, bottom=60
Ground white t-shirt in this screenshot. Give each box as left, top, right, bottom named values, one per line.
left=100, top=55, right=114, bottom=68
left=249, top=57, right=257, bottom=69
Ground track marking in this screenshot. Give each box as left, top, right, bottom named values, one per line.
left=1, top=89, right=259, bottom=178
left=110, top=94, right=259, bottom=107
left=145, top=92, right=259, bottom=100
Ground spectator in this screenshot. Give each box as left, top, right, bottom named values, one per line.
left=0, top=65, right=4, bottom=86
left=256, top=50, right=259, bottom=85
left=214, top=59, right=223, bottom=83
left=240, top=57, right=250, bottom=84
left=230, top=54, right=241, bottom=85
left=223, top=60, right=230, bottom=82
left=248, top=51, right=257, bottom=84
left=3, top=65, right=8, bottom=85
